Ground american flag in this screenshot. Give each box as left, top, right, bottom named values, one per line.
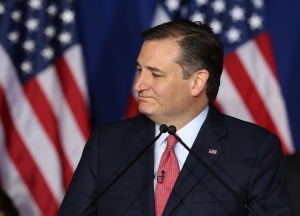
left=0, top=0, right=90, bottom=215
left=126, top=0, right=294, bottom=154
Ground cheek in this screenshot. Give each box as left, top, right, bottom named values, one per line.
left=154, top=83, right=177, bottom=100
left=173, top=83, right=191, bottom=105
left=152, top=77, right=190, bottom=105
left=160, top=86, right=185, bottom=109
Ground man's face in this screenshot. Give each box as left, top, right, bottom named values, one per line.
left=134, top=39, right=195, bottom=125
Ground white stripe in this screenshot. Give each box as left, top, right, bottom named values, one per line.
left=0, top=44, right=64, bottom=202
left=217, top=69, right=254, bottom=123
left=64, top=45, right=89, bottom=105
left=0, top=122, right=41, bottom=216
left=236, top=40, right=294, bottom=153
left=37, top=65, right=85, bottom=170
left=151, top=4, right=171, bottom=26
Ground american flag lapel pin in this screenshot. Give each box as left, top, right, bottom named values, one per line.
left=208, top=149, right=218, bottom=155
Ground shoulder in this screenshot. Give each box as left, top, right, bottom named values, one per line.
left=82, top=115, right=153, bottom=154
left=224, top=114, right=276, bottom=138
left=88, top=115, right=153, bottom=142
left=209, top=103, right=278, bottom=139
left=223, top=114, right=284, bottom=160
left=95, top=114, right=151, bottom=133
left=207, top=104, right=281, bottom=152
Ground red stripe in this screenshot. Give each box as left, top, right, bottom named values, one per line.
left=213, top=100, right=223, bottom=113
left=125, top=93, right=139, bottom=118
left=224, top=52, right=288, bottom=154
left=255, top=33, right=278, bottom=79
left=54, top=56, right=90, bottom=139
left=23, top=78, right=74, bottom=189
left=0, top=86, right=58, bottom=216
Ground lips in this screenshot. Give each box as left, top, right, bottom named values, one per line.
left=138, top=96, right=152, bottom=102
left=138, top=94, right=154, bottom=102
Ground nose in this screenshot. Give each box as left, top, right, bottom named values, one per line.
left=133, top=71, right=149, bottom=93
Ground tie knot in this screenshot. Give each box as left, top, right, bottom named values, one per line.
left=166, top=135, right=177, bottom=148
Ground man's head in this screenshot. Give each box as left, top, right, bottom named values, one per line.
left=134, top=20, right=223, bottom=128
left=141, top=20, right=224, bottom=102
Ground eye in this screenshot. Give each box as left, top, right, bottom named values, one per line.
left=136, top=68, right=141, bottom=73
left=152, top=73, right=162, bottom=78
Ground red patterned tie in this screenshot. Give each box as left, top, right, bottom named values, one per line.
left=155, top=135, right=180, bottom=216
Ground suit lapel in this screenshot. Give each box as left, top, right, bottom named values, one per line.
left=163, top=104, right=227, bottom=216
left=129, top=116, right=156, bottom=216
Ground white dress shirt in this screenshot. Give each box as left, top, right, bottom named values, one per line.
left=153, top=105, right=209, bottom=190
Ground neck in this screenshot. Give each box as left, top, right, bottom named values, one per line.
left=150, top=103, right=208, bottom=131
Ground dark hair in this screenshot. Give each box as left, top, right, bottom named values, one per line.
left=0, top=190, right=19, bottom=216
left=142, top=20, right=224, bottom=102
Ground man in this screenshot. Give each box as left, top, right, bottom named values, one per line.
left=58, top=20, right=292, bottom=215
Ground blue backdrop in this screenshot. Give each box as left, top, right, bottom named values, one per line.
left=75, top=0, right=300, bottom=152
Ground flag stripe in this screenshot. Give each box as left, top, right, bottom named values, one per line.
left=0, top=124, right=41, bottom=216
left=151, top=5, right=171, bottom=26
left=64, top=45, right=89, bottom=104
left=0, top=86, right=58, bottom=216
left=125, top=92, right=139, bottom=118
left=224, top=52, right=288, bottom=154
left=0, top=1, right=91, bottom=215
left=237, top=36, right=294, bottom=153
left=54, top=56, right=90, bottom=139
left=217, top=69, right=255, bottom=123
left=255, top=33, right=278, bottom=78
left=0, top=45, right=64, bottom=202
left=36, top=65, right=86, bottom=170
left=22, top=78, right=74, bottom=189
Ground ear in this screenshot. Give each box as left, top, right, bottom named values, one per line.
left=190, top=69, right=209, bottom=97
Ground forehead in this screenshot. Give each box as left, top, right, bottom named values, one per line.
left=137, top=39, right=180, bottom=66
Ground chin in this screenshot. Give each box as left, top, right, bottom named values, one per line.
left=138, top=106, right=154, bottom=117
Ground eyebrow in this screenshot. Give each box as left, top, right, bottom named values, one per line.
left=136, top=61, right=164, bottom=73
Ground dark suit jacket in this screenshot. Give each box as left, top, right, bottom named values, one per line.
left=58, top=104, right=292, bottom=216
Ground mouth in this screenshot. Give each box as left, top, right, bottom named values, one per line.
left=138, top=95, right=153, bottom=102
